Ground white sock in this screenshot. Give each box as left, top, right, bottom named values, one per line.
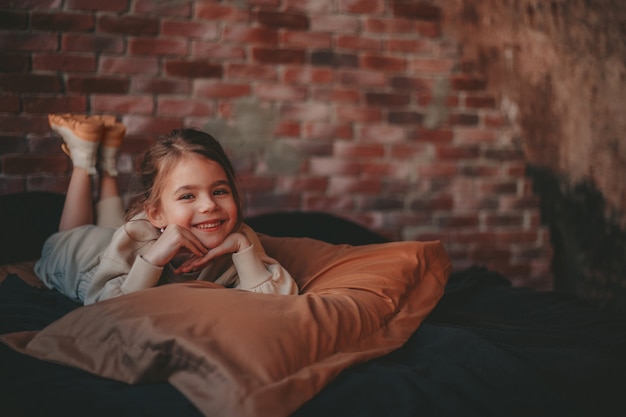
left=54, top=126, right=99, bottom=175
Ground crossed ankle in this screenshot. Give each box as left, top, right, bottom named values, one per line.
left=49, top=113, right=127, bottom=176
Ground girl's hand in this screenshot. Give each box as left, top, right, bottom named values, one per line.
left=143, top=224, right=208, bottom=267
left=174, top=232, right=251, bottom=274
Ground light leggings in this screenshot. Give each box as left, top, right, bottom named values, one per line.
left=34, top=196, right=125, bottom=303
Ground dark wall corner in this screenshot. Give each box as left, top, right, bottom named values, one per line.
left=527, top=165, right=626, bottom=315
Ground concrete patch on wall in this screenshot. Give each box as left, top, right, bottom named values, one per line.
left=203, top=98, right=303, bottom=175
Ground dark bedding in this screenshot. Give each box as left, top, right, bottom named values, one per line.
left=1, top=192, right=625, bottom=417
left=1, top=267, right=625, bottom=417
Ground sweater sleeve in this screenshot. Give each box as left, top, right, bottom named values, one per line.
left=231, top=245, right=299, bottom=295
left=85, top=217, right=163, bottom=304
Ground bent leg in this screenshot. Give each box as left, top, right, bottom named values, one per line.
left=59, top=167, right=94, bottom=231
left=96, top=174, right=125, bottom=228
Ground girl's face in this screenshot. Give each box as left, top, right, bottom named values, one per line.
left=147, top=154, right=239, bottom=249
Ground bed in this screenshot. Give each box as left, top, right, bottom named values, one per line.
left=1, top=192, right=625, bottom=417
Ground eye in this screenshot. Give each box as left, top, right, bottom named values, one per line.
left=213, top=188, right=230, bottom=196
left=179, top=193, right=195, bottom=200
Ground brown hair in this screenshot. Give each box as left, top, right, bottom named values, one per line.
left=125, top=128, right=244, bottom=228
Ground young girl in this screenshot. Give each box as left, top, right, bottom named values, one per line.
left=34, top=114, right=298, bottom=305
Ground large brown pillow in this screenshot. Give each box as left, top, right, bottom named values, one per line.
left=1, top=236, right=450, bottom=417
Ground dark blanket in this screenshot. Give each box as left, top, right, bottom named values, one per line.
left=2, top=266, right=625, bottom=417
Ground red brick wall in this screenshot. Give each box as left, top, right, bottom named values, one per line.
left=0, top=0, right=553, bottom=289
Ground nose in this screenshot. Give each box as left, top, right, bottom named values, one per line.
left=198, top=195, right=217, bottom=212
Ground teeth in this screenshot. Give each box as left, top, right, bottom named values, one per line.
left=196, top=221, right=222, bottom=229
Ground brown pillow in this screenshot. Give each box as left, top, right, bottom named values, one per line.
left=1, top=236, right=450, bottom=417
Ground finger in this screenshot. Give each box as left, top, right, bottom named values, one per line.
left=177, top=232, right=209, bottom=256
left=174, top=252, right=214, bottom=274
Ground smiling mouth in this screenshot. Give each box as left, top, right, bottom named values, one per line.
left=194, top=220, right=225, bottom=230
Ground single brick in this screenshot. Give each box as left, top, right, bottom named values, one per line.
left=312, top=87, right=361, bottom=103
left=336, top=106, right=382, bottom=123
left=360, top=125, right=406, bottom=143
left=309, top=157, right=361, bottom=177
left=311, top=50, right=358, bottom=68
left=132, top=77, right=191, bottom=94
left=98, top=15, right=159, bottom=36
left=303, top=123, right=353, bottom=140
left=389, top=143, right=431, bottom=159
left=409, top=195, right=454, bottom=211
left=33, top=53, right=96, bottom=72
left=194, top=81, right=251, bottom=99
left=256, top=10, right=309, bottom=30
left=0, top=52, right=30, bottom=72
left=436, top=144, right=480, bottom=160
left=130, top=38, right=188, bottom=56
left=484, top=148, right=526, bottom=161
left=328, top=177, right=381, bottom=195
left=252, top=47, right=306, bottom=65
left=388, top=111, right=423, bottom=125
left=280, top=31, right=332, bottom=48
left=456, top=127, right=497, bottom=143
left=413, top=127, right=454, bottom=143
left=0, top=114, right=50, bottom=133
left=157, top=98, right=214, bottom=117
left=0, top=10, right=28, bottom=30
left=91, top=95, right=154, bottom=114
left=32, top=11, right=95, bottom=31
left=227, top=64, right=277, bottom=81
left=223, top=26, right=278, bottom=44
left=162, top=20, right=218, bottom=39
left=386, top=38, right=433, bottom=54
left=0, top=74, right=63, bottom=93
left=448, top=113, right=480, bottom=126
left=244, top=192, right=301, bottom=211
left=256, top=83, right=308, bottom=102
left=99, top=56, right=159, bottom=75
left=0, top=177, right=26, bottom=195
left=392, top=1, right=441, bottom=21
left=66, top=76, right=130, bottom=94
left=195, top=3, right=249, bottom=22
left=0, top=135, right=27, bottom=153
left=409, top=58, right=455, bottom=73
left=465, top=95, right=497, bottom=108
left=415, top=162, right=458, bottom=178
left=450, top=75, right=488, bottom=91
left=336, top=34, right=382, bottom=51
left=165, top=60, right=223, bottom=78
left=302, top=195, right=354, bottom=212
left=66, top=0, right=127, bottom=12
left=3, top=155, right=68, bottom=174
left=280, top=103, right=329, bottom=122
left=361, top=54, right=406, bottom=72
left=133, top=0, right=191, bottom=17
left=335, top=142, right=385, bottom=159
left=283, top=67, right=333, bottom=84
left=390, top=76, right=432, bottom=92
left=366, top=92, right=410, bottom=107
left=27, top=176, right=70, bottom=194
left=365, top=17, right=413, bottom=34
left=191, top=42, right=245, bottom=60
left=0, top=33, right=58, bottom=52
left=310, top=15, right=360, bottom=34
left=62, top=34, right=124, bottom=53
left=0, top=94, right=21, bottom=113
left=338, top=0, right=385, bottom=14
left=23, top=95, right=87, bottom=113
left=276, top=176, right=328, bottom=193
left=123, top=115, right=183, bottom=136
left=338, top=69, right=386, bottom=87
left=435, top=214, right=480, bottom=228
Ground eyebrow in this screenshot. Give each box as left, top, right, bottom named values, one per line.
left=172, top=180, right=231, bottom=195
